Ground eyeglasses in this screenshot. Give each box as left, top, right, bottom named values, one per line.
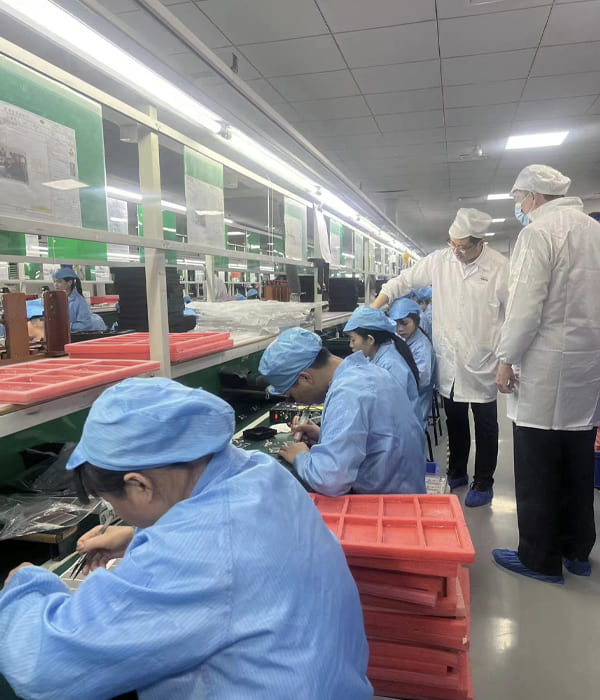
left=447, top=240, right=479, bottom=253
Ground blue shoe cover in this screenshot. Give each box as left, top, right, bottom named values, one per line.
left=492, top=549, right=564, bottom=584
left=448, top=475, right=468, bottom=490
left=465, top=486, right=493, bottom=507
left=564, top=558, right=591, bottom=576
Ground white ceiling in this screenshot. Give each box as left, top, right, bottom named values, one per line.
left=36, top=1, right=600, bottom=252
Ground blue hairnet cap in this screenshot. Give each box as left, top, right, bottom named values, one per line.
left=388, top=298, right=422, bottom=321
left=26, top=299, right=44, bottom=319
left=343, top=306, right=396, bottom=334
left=415, top=286, right=432, bottom=302
left=258, top=327, right=322, bottom=395
left=236, top=293, right=247, bottom=301
left=247, top=288, right=258, bottom=298
left=66, top=377, right=235, bottom=471
left=53, top=266, right=78, bottom=280
left=183, top=295, right=191, bottom=304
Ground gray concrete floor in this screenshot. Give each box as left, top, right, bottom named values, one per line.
left=376, top=397, right=600, bottom=699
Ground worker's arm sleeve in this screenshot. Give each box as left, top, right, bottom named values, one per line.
left=293, top=387, right=369, bottom=497
left=412, top=337, right=433, bottom=389
left=68, top=295, right=91, bottom=332
left=0, top=533, right=230, bottom=700
left=496, top=228, right=552, bottom=365
left=381, top=254, right=435, bottom=305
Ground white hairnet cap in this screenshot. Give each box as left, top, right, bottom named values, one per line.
left=511, top=164, right=571, bottom=196
left=449, top=208, right=492, bottom=239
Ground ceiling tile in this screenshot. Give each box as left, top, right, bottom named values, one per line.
left=445, top=103, right=518, bottom=127
left=198, top=0, right=328, bottom=44
left=542, top=1, right=600, bottom=46
left=335, top=22, right=439, bottom=68
left=292, top=95, right=371, bottom=121
left=269, top=102, right=303, bottom=123
left=441, top=49, right=536, bottom=86
left=381, top=128, right=447, bottom=146
left=522, top=72, right=600, bottom=100
left=376, top=110, right=445, bottom=132
left=590, top=96, right=600, bottom=114
left=269, top=70, right=359, bottom=101
left=166, top=3, right=230, bottom=48
left=239, top=36, right=346, bottom=77
left=245, top=78, right=287, bottom=104
left=515, top=95, right=597, bottom=120
left=212, top=46, right=260, bottom=79
left=444, top=79, right=525, bottom=108
left=445, top=124, right=512, bottom=142
left=116, top=10, right=187, bottom=54
left=437, top=0, right=551, bottom=19
left=164, top=51, right=211, bottom=75
left=531, top=42, right=600, bottom=77
left=297, top=116, right=380, bottom=137
left=316, top=0, right=436, bottom=32
left=353, top=60, right=441, bottom=93
left=439, top=7, right=551, bottom=58
left=365, top=88, right=443, bottom=115
left=101, top=0, right=139, bottom=12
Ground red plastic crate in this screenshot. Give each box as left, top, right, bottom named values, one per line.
left=348, top=555, right=461, bottom=579
left=350, top=566, right=446, bottom=605
left=90, top=296, right=119, bottom=305
left=65, top=332, right=234, bottom=363
left=0, top=358, right=160, bottom=405
left=310, top=494, right=475, bottom=564
left=368, top=640, right=460, bottom=678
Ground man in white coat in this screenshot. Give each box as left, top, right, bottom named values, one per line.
left=493, top=164, right=600, bottom=584
left=372, top=209, right=508, bottom=507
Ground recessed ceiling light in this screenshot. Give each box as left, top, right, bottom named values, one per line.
left=491, top=218, right=506, bottom=223
left=505, top=131, right=568, bottom=150
left=487, top=193, right=512, bottom=200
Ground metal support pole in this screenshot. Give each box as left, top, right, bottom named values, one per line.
left=313, top=265, right=323, bottom=332
left=205, top=255, right=215, bottom=302
left=138, top=106, right=171, bottom=377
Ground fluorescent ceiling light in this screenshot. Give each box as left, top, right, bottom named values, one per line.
left=260, top=265, right=275, bottom=272
left=227, top=231, right=246, bottom=237
left=228, top=263, right=247, bottom=270
left=106, top=186, right=142, bottom=202
left=224, top=218, right=234, bottom=224
left=162, top=200, right=187, bottom=213
left=195, top=210, right=223, bottom=216
left=506, top=131, right=568, bottom=150
left=491, top=218, right=506, bottom=223
left=110, top=217, right=128, bottom=223
left=484, top=232, right=496, bottom=237
left=42, top=179, right=88, bottom=190
left=0, top=0, right=222, bottom=135
left=487, top=193, right=512, bottom=200
left=163, top=227, right=177, bottom=233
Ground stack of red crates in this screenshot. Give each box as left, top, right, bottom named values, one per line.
left=310, top=493, right=475, bottom=700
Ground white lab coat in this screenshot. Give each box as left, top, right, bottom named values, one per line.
left=496, top=197, right=600, bottom=430
left=381, top=245, right=508, bottom=402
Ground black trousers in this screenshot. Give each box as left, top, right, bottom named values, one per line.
left=513, top=424, right=596, bottom=576
left=442, top=393, right=498, bottom=489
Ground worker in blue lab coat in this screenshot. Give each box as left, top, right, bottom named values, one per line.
left=0, top=378, right=371, bottom=700
left=259, top=327, right=426, bottom=496
left=415, top=286, right=433, bottom=336
left=0, top=298, right=45, bottom=341
left=183, top=294, right=196, bottom=316
left=53, top=267, right=106, bottom=332
left=389, top=298, right=436, bottom=429
left=343, top=306, right=421, bottom=425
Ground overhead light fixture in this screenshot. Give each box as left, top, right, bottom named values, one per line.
left=227, top=231, right=246, bottom=237
left=224, top=218, right=234, bottom=224
left=162, top=200, right=187, bottom=213
left=106, top=186, right=142, bottom=202
left=194, top=210, right=223, bottom=216
left=163, top=227, right=177, bottom=233
left=484, top=232, right=496, bottom=237
left=228, top=263, right=247, bottom=270
left=110, top=217, right=128, bottom=223
left=260, top=265, right=275, bottom=272
left=505, top=131, right=568, bottom=150
left=0, top=0, right=223, bottom=136
left=491, top=218, right=506, bottom=223
left=487, top=193, right=512, bottom=200
left=42, top=179, right=89, bottom=190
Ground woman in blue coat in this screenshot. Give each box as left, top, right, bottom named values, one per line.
left=343, top=306, right=421, bottom=424
left=53, top=267, right=106, bottom=332
left=389, top=297, right=436, bottom=428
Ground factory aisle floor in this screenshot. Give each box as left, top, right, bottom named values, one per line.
left=376, top=397, right=600, bottom=700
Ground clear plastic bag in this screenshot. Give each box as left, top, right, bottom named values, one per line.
left=0, top=494, right=103, bottom=540
left=189, top=300, right=313, bottom=336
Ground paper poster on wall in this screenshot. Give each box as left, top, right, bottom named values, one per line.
left=355, top=233, right=363, bottom=271
left=184, top=147, right=225, bottom=251
left=329, top=219, right=342, bottom=266
left=0, top=101, right=83, bottom=226
left=315, top=209, right=331, bottom=263
left=106, top=197, right=132, bottom=262
left=0, top=261, right=9, bottom=280
left=283, top=197, right=306, bottom=260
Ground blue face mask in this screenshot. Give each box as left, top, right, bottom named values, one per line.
left=514, top=201, right=530, bottom=227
